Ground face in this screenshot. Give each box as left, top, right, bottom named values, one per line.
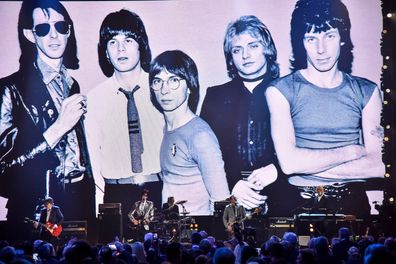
left=231, top=32, right=267, bottom=79
left=29, top=8, right=70, bottom=61
left=142, top=193, right=148, bottom=201
left=106, top=34, right=141, bottom=73
left=152, top=70, right=189, bottom=112
left=317, top=186, right=325, bottom=195
left=303, top=27, right=342, bottom=72
left=45, top=203, right=53, bottom=210
left=231, top=196, right=237, bottom=204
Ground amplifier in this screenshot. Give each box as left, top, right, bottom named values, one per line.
left=266, top=217, right=295, bottom=241
left=60, top=221, right=87, bottom=243
left=63, top=221, right=87, bottom=232
left=99, top=203, right=122, bottom=215
left=214, top=201, right=228, bottom=217
left=268, top=217, right=294, bottom=227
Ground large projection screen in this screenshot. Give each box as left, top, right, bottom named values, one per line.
left=0, top=0, right=383, bottom=221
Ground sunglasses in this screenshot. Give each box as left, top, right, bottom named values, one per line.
left=33, top=21, right=70, bottom=37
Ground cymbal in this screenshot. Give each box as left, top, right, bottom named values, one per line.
left=175, top=200, right=187, bottom=205
left=180, top=217, right=191, bottom=222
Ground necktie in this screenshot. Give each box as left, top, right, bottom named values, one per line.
left=119, top=86, right=144, bottom=173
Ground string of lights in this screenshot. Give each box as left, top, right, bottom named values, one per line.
left=380, top=0, right=396, bottom=221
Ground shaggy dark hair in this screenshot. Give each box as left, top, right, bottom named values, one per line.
left=18, top=0, right=79, bottom=69
left=149, top=50, right=200, bottom=113
left=98, top=9, right=151, bottom=77
left=290, top=0, right=353, bottom=73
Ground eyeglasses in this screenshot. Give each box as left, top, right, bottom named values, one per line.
left=151, top=76, right=184, bottom=91
left=32, top=21, right=70, bottom=37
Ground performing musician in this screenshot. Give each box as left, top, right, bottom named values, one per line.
left=34, top=197, right=64, bottom=245
left=310, top=186, right=331, bottom=236
left=162, top=197, right=180, bottom=221
left=128, top=189, right=154, bottom=241
left=223, top=195, right=247, bottom=238
left=161, top=197, right=180, bottom=237
left=312, top=186, right=329, bottom=212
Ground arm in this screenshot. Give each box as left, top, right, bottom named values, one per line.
left=239, top=206, right=246, bottom=219
left=1, top=86, right=86, bottom=171
left=83, top=101, right=105, bottom=215
left=127, top=203, right=137, bottom=223
left=147, top=202, right=154, bottom=222
left=39, top=210, right=46, bottom=225
left=265, top=86, right=365, bottom=175
left=54, top=207, right=64, bottom=226
left=43, top=94, right=87, bottom=148
left=58, top=207, right=64, bottom=225
left=191, top=128, right=230, bottom=211
left=315, top=87, right=385, bottom=179
left=222, top=207, right=229, bottom=227
left=0, top=85, right=50, bottom=171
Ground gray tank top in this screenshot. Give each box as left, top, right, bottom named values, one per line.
left=271, top=71, right=376, bottom=149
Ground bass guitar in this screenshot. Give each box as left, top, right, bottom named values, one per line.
left=24, top=217, right=63, bottom=237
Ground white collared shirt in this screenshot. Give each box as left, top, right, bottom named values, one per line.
left=85, top=72, right=164, bottom=210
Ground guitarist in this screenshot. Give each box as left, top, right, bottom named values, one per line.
left=35, top=197, right=64, bottom=243
left=223, top=195, right=247, bottom=238
left=128, top=189, right=154, bottom=241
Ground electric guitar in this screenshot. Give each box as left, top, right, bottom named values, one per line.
left=227, top=207, right=262, bottom=233
left=130, top=218, right=150, bottom=231
left=24, top=217, right=63, bottom=237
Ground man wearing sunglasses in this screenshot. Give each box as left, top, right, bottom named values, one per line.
left=0, top=0, right=95, bottom=242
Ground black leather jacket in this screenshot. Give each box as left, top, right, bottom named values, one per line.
left=0, top=64, right=92, bottom=219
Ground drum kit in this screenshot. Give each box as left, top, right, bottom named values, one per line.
left=152, top=200, right=194, bottom=241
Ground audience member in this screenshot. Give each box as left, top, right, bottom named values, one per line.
left=332, top=227, right=357, bottom=262
left=212, top=247, right=235, bottom=264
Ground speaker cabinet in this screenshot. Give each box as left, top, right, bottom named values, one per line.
left=98, top=213, right=123, bottom=243
left=60, top=221, right=87, bottom=244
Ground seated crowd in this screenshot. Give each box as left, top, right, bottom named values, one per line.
left=0, top=227, right=395, bottom=264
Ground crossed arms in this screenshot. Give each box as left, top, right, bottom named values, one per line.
left=265, top=85, right=385, bottom=180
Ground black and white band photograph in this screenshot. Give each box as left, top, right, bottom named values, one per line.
left=0, top=0, right=395, bottom=263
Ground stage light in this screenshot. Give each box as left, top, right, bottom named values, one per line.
left=385, top=173, right=390, bottom=178
left=383, top=65, right=388, bottom=70
left=309, top=228, right=314, bottom=233
left=384, top=101, right=389, bottom=105
left=385, top=56, right=390, bottom=60
left=382, top=29, right=388, bottom=34
left=389, top=197, right=394, bottom=203
left=386, top=89, right=391, bottom=93
left=387, top=13, right=393, bottom=18
left=384, top=137, right=389, bottom=141
left=386, top=164, right=391, bottom=168
left=386, top=125, right=391, bottom=129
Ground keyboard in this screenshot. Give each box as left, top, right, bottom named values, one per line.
left=296, top=213, right=356, bottom=221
